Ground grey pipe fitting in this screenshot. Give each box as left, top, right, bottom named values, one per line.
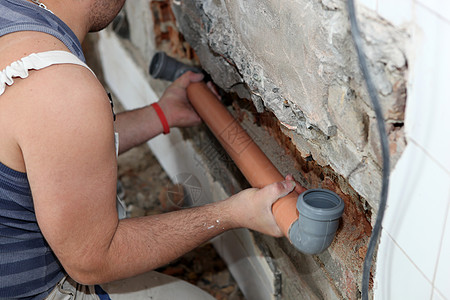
left=289, top=189, right=345, bottom=255
left=149, top=52, right=201, bottom=82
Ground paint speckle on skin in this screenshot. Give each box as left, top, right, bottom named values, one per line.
left=208, top=225, right=215, bottom=229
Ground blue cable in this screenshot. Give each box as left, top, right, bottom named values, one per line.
left=347, top=1, right=391, bottom=299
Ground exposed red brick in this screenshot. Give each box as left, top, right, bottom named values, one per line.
left=150, top=0, right=198, bottom=61
left=160, top=1, right=176, bottom=22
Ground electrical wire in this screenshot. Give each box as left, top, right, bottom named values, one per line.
left=347, top=0, right=391, bottom=299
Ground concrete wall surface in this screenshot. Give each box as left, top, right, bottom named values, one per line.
left=171, top=0, right=408, bottom=215
left=94, top=0, right=450, bottom=299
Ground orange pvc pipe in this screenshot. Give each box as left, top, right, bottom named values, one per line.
left=187, top=82, right=303, bottom=237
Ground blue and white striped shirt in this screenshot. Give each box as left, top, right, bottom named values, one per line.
left=0, top=0, right=86, bottom=298
left=0, top=163, right=64, bottom=299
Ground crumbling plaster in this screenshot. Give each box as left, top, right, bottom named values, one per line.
left=171, top=0, right=408, bottom=216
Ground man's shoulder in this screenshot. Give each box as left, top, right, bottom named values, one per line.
left=0, top=38, right=111, bottom=172
left=18, top=62, right=111, bottom=134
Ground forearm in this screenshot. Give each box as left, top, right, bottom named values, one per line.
left=115, top=72, right=205, bottom=154
left=56, top=180, right=294, bottom=285
left=74, top=199, right=237, bottom=284
left=114, top=105, right=164, bottom=154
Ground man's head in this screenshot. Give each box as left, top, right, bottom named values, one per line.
left=88, top=0, right=126, bottom=32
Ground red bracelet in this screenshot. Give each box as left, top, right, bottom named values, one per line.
left=151, top=103, right=170, bottom=135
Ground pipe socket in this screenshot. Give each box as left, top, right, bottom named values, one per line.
left=289, top=189, right=344, bottom=254
left=149, top=51, right=201, bottom=82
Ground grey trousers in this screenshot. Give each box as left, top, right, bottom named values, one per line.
left=46, top=271, right=215, bottom=299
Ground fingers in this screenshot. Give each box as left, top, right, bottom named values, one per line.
left=263, top=180, right=296, bottom=204
left=285, top=174, right=307, bottom=194
left=175, top=71, right=204, bottom=89
left=285, top=174, right=294, bottom=181
left=175, top=71, right=221, bottom=102
left=188, top=71, right=204, bottom=83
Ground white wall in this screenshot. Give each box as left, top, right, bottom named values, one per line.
left=369, top=1, right=450, bottom=299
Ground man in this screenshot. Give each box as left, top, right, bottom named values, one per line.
left=0, top=0, right=297, bottom=298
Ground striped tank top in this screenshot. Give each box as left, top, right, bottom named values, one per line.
left=0, top=0, right=87, bottom=298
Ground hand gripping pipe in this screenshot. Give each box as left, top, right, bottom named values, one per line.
left=150, top=52, right=344, bottom=254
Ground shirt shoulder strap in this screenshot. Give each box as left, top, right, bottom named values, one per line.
left=0, top=50, right=95, bottom=95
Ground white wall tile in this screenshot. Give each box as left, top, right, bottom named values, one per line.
left=432, top=289, right=448, bottom=300
left=377, top=0, right=413, bottom=26
left=382, top=142, right=450, bottom=280
left=416, top=0, right=450, bottom=23
left=406, top=5, right=450, bottom=171
left=375, top=233, right=433, bottom=299
left=434, top=203, right=450, bottom=297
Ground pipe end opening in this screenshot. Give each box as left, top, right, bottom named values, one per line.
left=297, top=189, right=344, bottom=221
left=149, top=51, right=166, bottom=79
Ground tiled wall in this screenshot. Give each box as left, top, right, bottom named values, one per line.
left=369, top=0, right=450, bottom=299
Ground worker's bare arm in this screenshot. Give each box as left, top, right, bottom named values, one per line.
left=99, top=180, right=295, bottom=284
left=17, top=65, right=295, bottom=285
left=114, top=71, right=204, bottom=154
left=16, top=64, right=119, bottom=282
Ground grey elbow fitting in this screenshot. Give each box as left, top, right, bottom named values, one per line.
left=149, top=51, right=201, bottom=82
left=289, top=189, right=345, bottom=255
